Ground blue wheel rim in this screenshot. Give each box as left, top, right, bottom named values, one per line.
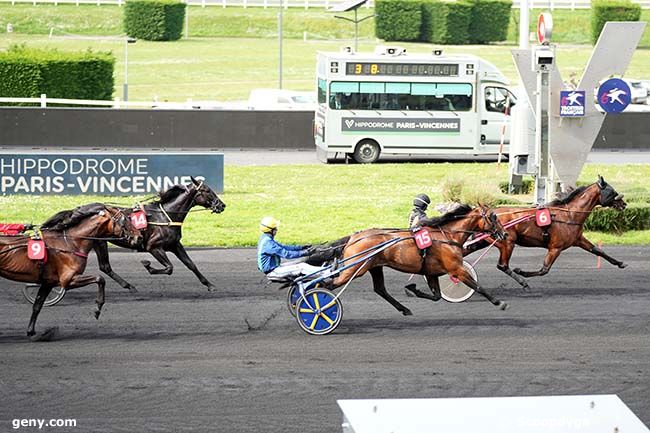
left=296, top=290, right=341, bottom=334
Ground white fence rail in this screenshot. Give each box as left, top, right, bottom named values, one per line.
left=0, top=95, right=218, bottom=109
left=3, top=0, right=650, bottom=8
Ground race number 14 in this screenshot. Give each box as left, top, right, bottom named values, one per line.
left=130, top=211, right=148, bottom=229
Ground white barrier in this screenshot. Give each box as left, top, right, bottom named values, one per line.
left=0, top=95, right=224, bottom=109
left=3, top=0, right=650, bottom=8
left=339, top=395, right=649, bottom=433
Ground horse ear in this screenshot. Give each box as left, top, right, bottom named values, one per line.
left=597, top=174, right=605, bottom=188
left=190, top=176, right=198, bottom=185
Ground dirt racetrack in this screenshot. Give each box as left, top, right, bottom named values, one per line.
left=1, top=246, right=648, bottom=431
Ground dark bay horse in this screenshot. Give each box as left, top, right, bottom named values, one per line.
left=94, top=178, right=226, bottom=292
left=326, top=204, right=509, bottom=315
left=464, top=176, right=627, bottom=289
left=0, top=204, right=140, bottom=336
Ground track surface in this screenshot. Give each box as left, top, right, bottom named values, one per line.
left=0, top=246, right=648, bottom=431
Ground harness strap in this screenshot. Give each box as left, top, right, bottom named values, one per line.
left=148, top=204, right=183, bottom=227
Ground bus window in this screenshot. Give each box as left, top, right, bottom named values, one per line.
left=485, top=87, right=514, bottom=114
left=318, top=79, right=327, bottom=104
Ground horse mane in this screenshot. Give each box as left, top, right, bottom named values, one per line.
left=546, top=185, right=589, bottom=206
left=151, top=184, right=188, bottom=205
left=305, top=235, right=351, bottom=266
left=41, top=203, right=106, bottom=231
left=419, top=204, right=473, bottom=227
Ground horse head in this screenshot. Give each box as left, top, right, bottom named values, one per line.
left=477, top=204, right=507, bottom=241
left=597, top=175, right=626, bottom=210
left=190, top=177, right=226, bottom=214
left=102, top=206, right=143, bottom=246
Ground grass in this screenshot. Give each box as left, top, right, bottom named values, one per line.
left=1, top=163, right=648, bottom=246
left=1, top=6, right=650, bottom=101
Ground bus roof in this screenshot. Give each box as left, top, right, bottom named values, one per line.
left=318, top=47, right=509, bottom=85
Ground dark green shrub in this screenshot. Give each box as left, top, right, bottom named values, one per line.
left=590, top=0, right=641, bottom=44
left=375, top=0, right=422, bottom=42
left=585, top=205, right=650, bottom=232
left=468, top=0, right=512, bottom=43
left=421, top=0, right=473, bottom=44
left=124, top=0, right=186, bottom=41
left=0, top=45, right=114, bottom=104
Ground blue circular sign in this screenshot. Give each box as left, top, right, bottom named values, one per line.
left=597, top=78, right=631, bottom=113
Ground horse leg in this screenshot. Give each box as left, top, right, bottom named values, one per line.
left=494, top=241, right=531, bottom=290
left=94, top=242, right=137, bottom=293
left=513, top=248, right=562, bottom=278
left=65, top=274, right=107, bottom=319
left=141, top=248, right=174, bottom=275
left=404, top=275, right=441, bottom=302
left=26, top=284, right=54, bottom=336
left=369, top=267, right=412, bottom=316
left=450, top=262, right=508, bottom=310
left=575, top=235, right=627, bottom=269
left=171, top=243, right=215, bottom=291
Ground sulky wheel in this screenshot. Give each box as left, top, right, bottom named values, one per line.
left=286, top=284, right=302, bottom=317
left=22, top=284, right=66, bottom=307
left=295, top=288, right=343, bottom=335
left=441, top=260, right=477, bottom=303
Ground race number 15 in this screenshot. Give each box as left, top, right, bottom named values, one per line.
left=414, top=228, right=433, bottom=249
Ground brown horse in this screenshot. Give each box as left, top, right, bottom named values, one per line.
left=327, top=204, right=509, bottom=315
left=464, top=175, right=627, bottom=289
left=0, top=203, right=140, bottom=337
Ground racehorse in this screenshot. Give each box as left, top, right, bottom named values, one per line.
left=324, top=204, right=509, bottom=314
left=0, top=204, right=140, bottom=336
left=93, top=178, right=226, bottom=291
left=464, top=175, right=627, bottom=289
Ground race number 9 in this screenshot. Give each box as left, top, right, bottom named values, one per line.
left=414, top=228, right=433, bottom=249
left=27, top=239, right=46, bottom=260
left=535, top=208, right=552, bottom=227
left=130, top=211, right=148, bottom=229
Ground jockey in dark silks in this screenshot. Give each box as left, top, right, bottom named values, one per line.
left=408, top=194, right=431, bottom=229
left=257, top=216, right=321, bottom=279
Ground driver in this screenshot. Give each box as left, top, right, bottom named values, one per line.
left=408, top=194, right=431, bottom=229
left=257, top=216, right=321, bottom=279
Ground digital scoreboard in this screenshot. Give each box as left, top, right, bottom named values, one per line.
left=345, top=62, right=459, bottom=77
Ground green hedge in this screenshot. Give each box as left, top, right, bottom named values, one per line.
left=0, top=45, right=114, bottom=103
left=421, top=0, right=473, bottom=44
left=590, top=0, right=641, bottom=44
left=375, top=0, right=422, bottom=42
left=124, top=0, right=186, bottom=41
left=585, top=205, right=650, bottom=232
left=468, top=0, right=512, bottom=43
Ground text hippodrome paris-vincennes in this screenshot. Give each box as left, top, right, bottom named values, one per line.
left=0, top=157, right=196, bottom=194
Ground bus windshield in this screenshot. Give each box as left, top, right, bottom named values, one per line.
left=328, top=81, right=473, bottom=111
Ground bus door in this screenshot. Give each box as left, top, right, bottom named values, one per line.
left=479, top=85, right=515, bottom=152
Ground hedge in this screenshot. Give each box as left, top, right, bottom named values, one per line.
left=375, top=0, right=422, bottom=42
left=584, top=205, right=650, bottom=232
left=421, top=0, right=473, bottom=44
left=468, top=0, right=512, bottom=43
left=590, top=0, right=641, bottom=44
left=124, top=0, right=186, bottom=41
left=0, top=45, right=114, bottom=103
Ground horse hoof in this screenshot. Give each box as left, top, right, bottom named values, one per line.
left=619, top=262, right=628, bottom=269
left=498, top=301, right=509, bottom=311
left=126, top=285, right=138, bottom=293
left=27, top=330, right=35, bottom=337
left=402, top=309, right=413, bottom=316
left=513, top=268, right=522, bottom=274
left=206, top=283, right=216, bottom=292
left=94, top=310, right=101, bottom=320
left=141, top=260, right=151, bottom=268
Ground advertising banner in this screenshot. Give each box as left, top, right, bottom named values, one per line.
left=341, top=117, right=461, bottom=134
left=0, top=152, right=224, bottom=195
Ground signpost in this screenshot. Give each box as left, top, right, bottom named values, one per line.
left=597, top=78, right=631, bottom=113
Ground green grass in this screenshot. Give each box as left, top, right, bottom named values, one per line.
left=1, top=163, right=648, bottom=246
left=1, top=5, right=650, bottom=101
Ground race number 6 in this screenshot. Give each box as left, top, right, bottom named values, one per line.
left=536, top=208, right=551, bottom=227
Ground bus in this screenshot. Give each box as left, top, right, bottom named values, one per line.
left=314, top=46, right=516, bottom=163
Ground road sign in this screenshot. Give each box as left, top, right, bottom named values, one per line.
left=559, top=90, right=585, bottom=117
left=537, top=13, right=553, bottom=45
left=597, top=78, right=631, bottom=113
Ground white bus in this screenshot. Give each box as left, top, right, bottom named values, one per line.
left=314, top=46, right=515, bottom=163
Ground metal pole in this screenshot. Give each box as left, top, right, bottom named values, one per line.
left=123, top=38, right=128, bottom=102
left=354, top=8, right=358, bottom=51
left=519, top=0, right=529, bottom=49
left=278, top=0, right=283, bottom=89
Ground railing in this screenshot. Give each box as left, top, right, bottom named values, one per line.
left=3, top=0, right=650, bottom=8
left=0, top=95, right=228, bottom=109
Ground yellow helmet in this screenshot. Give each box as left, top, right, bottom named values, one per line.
left=260, top=216, right=280, bottom=233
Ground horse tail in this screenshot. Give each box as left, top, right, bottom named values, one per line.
left=305, top=235, right=350, bottom=266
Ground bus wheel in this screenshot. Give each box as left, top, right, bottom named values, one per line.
left=353, top=140, right=380, bottom=164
